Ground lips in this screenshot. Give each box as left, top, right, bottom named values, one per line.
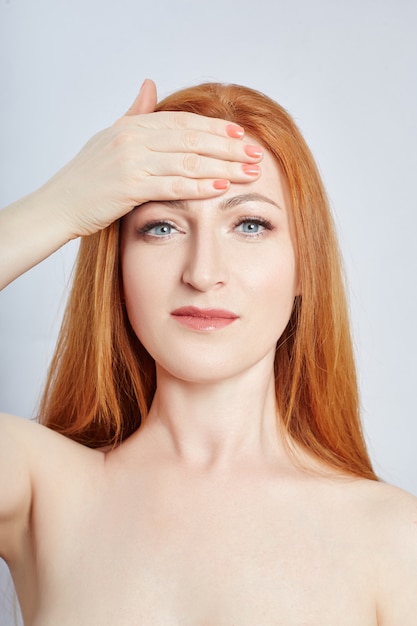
left=170, top=306, right=239, bottom=331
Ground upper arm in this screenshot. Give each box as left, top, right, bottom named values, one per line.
left=375, top=488, right=417, bottom=625
left=0, top=412, right=33, bottom=562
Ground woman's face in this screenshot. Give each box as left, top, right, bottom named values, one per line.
left=120, top=148, right=299, bottom=384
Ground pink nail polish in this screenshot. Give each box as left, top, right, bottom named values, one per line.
left=242, top=164, right=261, bottom=176
left=244, top=145, right=263, bottom=158
left=213, top=179, right=230, bottom=190
left=226, top=124, right=244, bottom=139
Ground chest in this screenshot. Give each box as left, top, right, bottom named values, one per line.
left=32, top=473, right=378, bottom=625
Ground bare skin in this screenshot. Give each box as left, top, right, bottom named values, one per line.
left=3, top=410, right=417, bottom=626
left=1, top=80, right=417, bottom=625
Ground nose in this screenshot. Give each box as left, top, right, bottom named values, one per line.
left=182, top=228, right=228, bottom=292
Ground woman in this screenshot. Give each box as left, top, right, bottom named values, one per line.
left=0, top=79, right=416, bottom=625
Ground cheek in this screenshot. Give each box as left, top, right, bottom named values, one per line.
left=245, top=246, right=298, bottom=299
left=121, top=252, right=153, bottom=332
left=245, top=252, right=298, bottom=341
left=122, top=244, right=162, bottom=301
left=121, top=248, right=178, bottom=351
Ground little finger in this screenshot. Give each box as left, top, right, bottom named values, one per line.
left=142, top=152, right=262, bottom=182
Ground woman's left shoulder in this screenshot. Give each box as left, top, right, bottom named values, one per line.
left=346, top=478, right=417, bottom=551
left=357, top=478, right=417, bottom=528
left=353, top=479, right=417, bottom=624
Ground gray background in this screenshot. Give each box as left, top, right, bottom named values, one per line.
left=1, top=1, right=416, bottom=623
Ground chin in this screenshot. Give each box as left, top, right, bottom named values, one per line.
left=156, top=358, right=237, bottom=385
left=153, top=346, right=276, bottom=387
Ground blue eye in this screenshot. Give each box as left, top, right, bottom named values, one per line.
left=149, top=224, right=172, bottom=236
left=139, top=221, right=177, bottom=237
left=235, top=218, right=271, bottom=235
left=240, top=221, right=263, bottom=234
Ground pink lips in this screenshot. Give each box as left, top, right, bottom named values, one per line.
left=170, top=306, right=239, bottom=331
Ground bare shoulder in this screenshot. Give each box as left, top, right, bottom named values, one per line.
left=359, top=478, right=417, bottom=539
left=307, top=471, right=417, bottom=623
left=0, top=411, right=100, bottom=563
left=350, top=476, right=417, bottom=518
left=0, top=410, right=102, bottom=468
left=354, top=479, right=417, bottom=624
left=0, top=411, right=105, bottom=501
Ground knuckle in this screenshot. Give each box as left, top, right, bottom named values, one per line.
left=111, top=129, right=134, bottom=150
left=181, top=153, right=201, bottom=175
left=196, top=180, right=209, bottom=196
left=184, top=129, right=201, bottom=150
left=171, top=111, right=188, bottom=129
left=170, top=177, right=188, bottom=197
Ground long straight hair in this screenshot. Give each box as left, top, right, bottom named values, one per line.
left=39, top=83, right=377, bottom=480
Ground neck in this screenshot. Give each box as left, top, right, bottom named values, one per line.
left=140, top=358, right=286, bottom=470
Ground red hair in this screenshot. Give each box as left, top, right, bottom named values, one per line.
left=39, top=83, right=377, bottom=480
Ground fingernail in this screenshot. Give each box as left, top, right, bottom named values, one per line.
left=213, top=179, right=230, bottom=190
left=226, top=124, right=244, bottom=139
left=244, top=144, right=263, bottom=158
left=242, top=164, right=261, bottom=176
left=139, top=78, right=151, bottom=95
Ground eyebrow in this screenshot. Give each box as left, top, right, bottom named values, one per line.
left=143, top=193, right=282, bottom=213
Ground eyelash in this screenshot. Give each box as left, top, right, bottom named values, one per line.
left=138, top=220, right=179, bottom=238
left=137, top=216, right=274, bottom=239
left=232, top=216, right=274, bottom=238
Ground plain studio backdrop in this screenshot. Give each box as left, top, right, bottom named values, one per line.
left=0, top=0, right=416, bottom=623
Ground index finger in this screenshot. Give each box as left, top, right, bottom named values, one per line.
left=129, top=110, right=246, bottom=139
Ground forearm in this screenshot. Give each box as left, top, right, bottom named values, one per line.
left=0, top=185, right=74, bottom=290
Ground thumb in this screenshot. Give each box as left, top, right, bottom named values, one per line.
left=125, top=79, right=157, bottom=116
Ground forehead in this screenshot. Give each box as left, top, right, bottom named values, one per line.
left=194, top=144, right=291, bottom=215
left=128, top=146, right=290, bottom=220
left=241, top=145, right=288, bottom=206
